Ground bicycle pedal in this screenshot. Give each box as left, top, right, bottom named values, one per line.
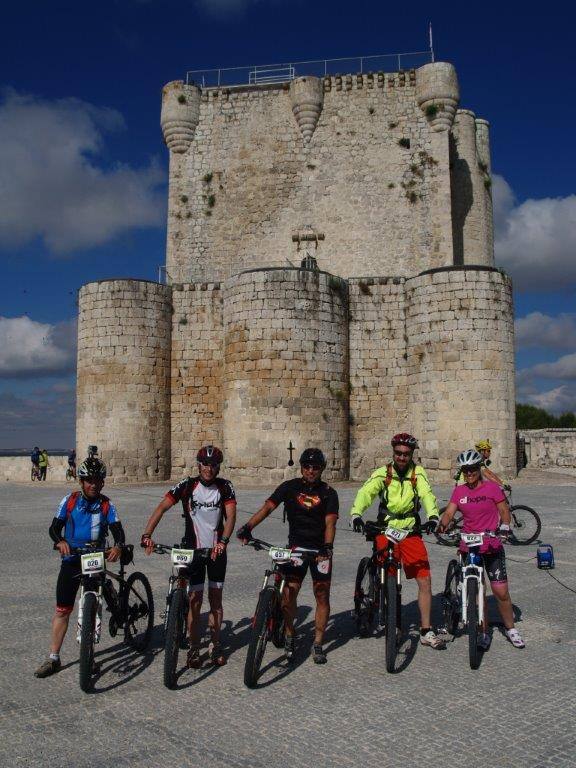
left=160, top=611, right=167, bottom=619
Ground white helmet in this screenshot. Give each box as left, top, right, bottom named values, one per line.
left=457, top=449, right=482, bottom=467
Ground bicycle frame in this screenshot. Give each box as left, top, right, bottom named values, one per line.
left=460, top=550, right=485, bottom=626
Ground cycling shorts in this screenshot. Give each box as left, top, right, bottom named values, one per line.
left=185, top=550, right=227, bottom=591
left=375, top=533, right=430, bottom=579
left=482, top=550, right=508, bottom=585
left=281, top=553, right=332, bottom=584
left=55, top=559, right=99, bottom=613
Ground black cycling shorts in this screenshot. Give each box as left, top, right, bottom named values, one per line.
left=55, top=559, right=99, bottom=611
left=186, top=550, right=227, bottom=591
left=281, top=553, right=332, bottom=584
left=483, top=550, right=508, bottom=584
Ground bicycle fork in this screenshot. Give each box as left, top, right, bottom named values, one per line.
left=461, top=566, right=484, bottom=626
left=77, top=585, right=103, bottom=644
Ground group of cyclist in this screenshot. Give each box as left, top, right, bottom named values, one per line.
left=34, top=433, right=524, bottom=678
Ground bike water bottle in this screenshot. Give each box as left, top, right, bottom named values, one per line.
left=537, top=544, right=554, bottom=569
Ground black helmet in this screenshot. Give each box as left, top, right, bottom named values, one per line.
left=77, top=456, right=107, bottom=480
left=299, top=448, right=326, bottom=468
left=196, top=445, right=223, bottom=466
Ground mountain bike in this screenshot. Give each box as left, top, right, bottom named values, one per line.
left=151, top=543, right=212, bottom=689
left=442, top=530, right=506, bottom=670
left=435, top=487, right=541, bottom=547
left=353, top=521, right=411, bottom=673
left=66, top=466, right=76, bottom=481
left=243, top=538, right=318, bottom=689
left=31, top=464, right=41, bottom=481
left=73, top=543, right=154, bottom=692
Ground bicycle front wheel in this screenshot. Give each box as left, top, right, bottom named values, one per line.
left=384, top=575, right=398, bottom=673
left=354, top=557, right=376, bottom=637
left=467, top=579, right=480, bottom=670
left=434, top=507, right=462, bottom=546
left=79, top=592, right=98, bottom=692
left=163, top=587, right=186, bottom=689
left=271, top=591, right=286, bottom=649
left=509, top=505, right=541, bottom=545
left=244, top=586, right=275, bottom=689
left=123, top=572, right=154, bottom=653
left=443, top=560, right=461, bottom=636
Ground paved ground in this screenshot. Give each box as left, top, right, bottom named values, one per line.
left=2, top=478, right=575, bottom=768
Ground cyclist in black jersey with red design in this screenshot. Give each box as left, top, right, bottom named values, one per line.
left=237, top=448, right=338, bottom=665
left=141, top=445, right=236, bottom=667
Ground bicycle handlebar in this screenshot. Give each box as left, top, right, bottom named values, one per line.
left=150, top=543, right=213, bottom=555
left=246, top=538, right=320, bottom=558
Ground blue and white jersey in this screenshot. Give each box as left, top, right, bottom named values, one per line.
left=56, top=492, right=119, bottom=558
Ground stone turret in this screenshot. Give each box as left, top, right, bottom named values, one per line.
left=416, top=62, right=460, bottom=131
left=289, top=76, right=324, bottom=144
left=161, top=81, right=201, bottom=154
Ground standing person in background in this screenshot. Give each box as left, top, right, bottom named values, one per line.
left=31, top=447, right=41, bottom=479
left=39, top=449, right=49, bottom=481
left=67, top=449, right=77, bottom=479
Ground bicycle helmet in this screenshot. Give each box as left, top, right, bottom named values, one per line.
left=457, top=449, right=483, bottom=468
left=391, top=433, right=419, bottom=450
left=299, top=448, right=327, bottom=468
left=475, top=439, right=492, bottom=451
left=77, top=456, right=107, bottom=480
left=196, top=445, right=223, bottom=466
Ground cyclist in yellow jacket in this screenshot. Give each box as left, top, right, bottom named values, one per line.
left=350, top=433, right=445, bottom=649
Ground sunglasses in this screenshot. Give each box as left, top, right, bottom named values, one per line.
left=199, top=462, right=219, bottom=468
left=302, top=464, right=322, bottom=470
left=393, top=450, right=412, bottom=457
left=462, top=465, right=481, bottom=473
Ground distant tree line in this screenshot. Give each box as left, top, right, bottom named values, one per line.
left=516, top=403, right=576, bottom=429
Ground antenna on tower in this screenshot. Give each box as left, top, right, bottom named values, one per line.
left=429, top=22, right=435, bottom=62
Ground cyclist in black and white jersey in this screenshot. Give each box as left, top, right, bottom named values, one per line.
left=141, top=445, right=236, bottom=667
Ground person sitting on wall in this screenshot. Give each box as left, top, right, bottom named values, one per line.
left=237, top=448, right=338, bottom=665
left=141, top=445, right=236, bottom=668
left=349, top=433, right=446, bottom=649
left=34, top=456, right=124, bottom=678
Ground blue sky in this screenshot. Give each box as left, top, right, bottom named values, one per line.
left=1, top=0, right=575, bottom=448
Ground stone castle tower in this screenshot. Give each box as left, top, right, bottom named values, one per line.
left=76, top=61, right=516, bottom=483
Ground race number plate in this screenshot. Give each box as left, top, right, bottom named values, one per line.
left=461, top=533, right=483, bottom=546
left=269, top=547, right=292, bottom=562
left=385, top=527, right=409, bottom=543
left=171, top=548, right=195, bottom=566
left=80, top=551, right=105, bottom=575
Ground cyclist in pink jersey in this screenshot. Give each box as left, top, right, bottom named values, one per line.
left=438, top=449, right=525, bottom=650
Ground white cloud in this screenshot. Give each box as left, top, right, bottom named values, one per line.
left=529, top=352, right=576, bottom=380
left=0, top=316, right=77, bottom=378
left=493, top=174, right=576, bottom=290
left=524, top=385, right=576, bottom=414
left=0, top=89, right=166, bottom=253
left=515, top=312, right=576, bottom=351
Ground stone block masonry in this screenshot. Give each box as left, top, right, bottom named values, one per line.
left=76, top=60, right=515, bottom=483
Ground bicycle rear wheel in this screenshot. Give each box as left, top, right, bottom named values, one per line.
left=434, top=507, right=462, bottom=546
left=123, top=572, right=154, bottom=653
left=467, top=579, right=481, bottom=670
left=443, top=560, right=461, bottom=636
left=384, top=574, right=398, bottom=673
left=244, top=586, right=275, bottom=688
left=354, top=557, right=376, bottom=637
left=509, top=505, right=541, bottom=545
left=163, top=587, right=186, bottom=689
left=79, top=592, right=97, bottom=692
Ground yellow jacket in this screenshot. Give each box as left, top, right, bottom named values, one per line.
left=350, top=462, right=439, bottom=530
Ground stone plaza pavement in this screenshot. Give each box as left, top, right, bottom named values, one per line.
left=1, top=476, right=575, bottom=768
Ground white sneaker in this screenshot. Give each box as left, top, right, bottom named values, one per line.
left=505, top=628, right=525, bottom=648
left=477, top=632, right=491, bottom=651
left=420, top=630, right=446, bottom=649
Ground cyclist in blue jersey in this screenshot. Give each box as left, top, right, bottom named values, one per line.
left=34, top=456, right=125, bottom=678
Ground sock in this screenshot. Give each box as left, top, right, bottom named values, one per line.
left=49, top=652, right=60, bottom=661
left=420, top=628, right=431, bottom=636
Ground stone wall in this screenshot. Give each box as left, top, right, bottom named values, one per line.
left=519, top=429, right=576, bottom=469
left=162, top=62, right=471, bottom=285
left=171, top=282, right=223, bottom=475
left=405, top=266, right=516, bottom=477
left=222, top=268, right=349, bottom=483
left=77, top=280, right=172, bottom=482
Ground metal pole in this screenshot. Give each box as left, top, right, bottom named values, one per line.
left=429, top=22, right=434, bottom=62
